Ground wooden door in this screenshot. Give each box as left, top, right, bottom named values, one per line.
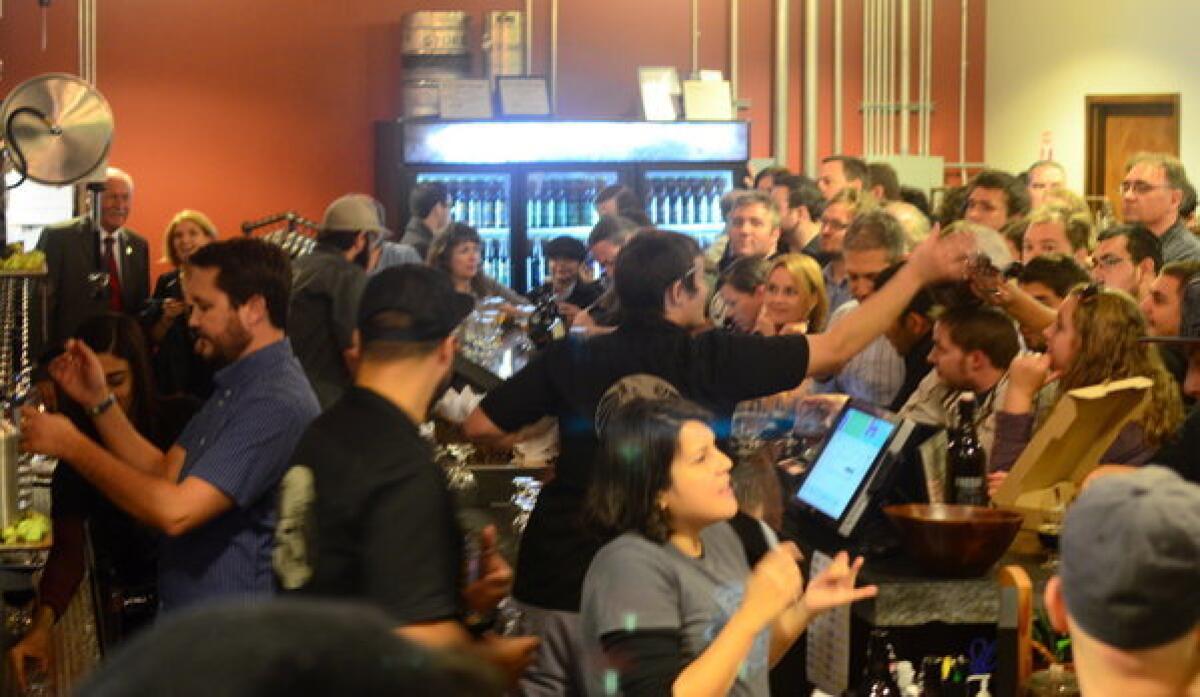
left=1086, top=94, right=1180, bottom=220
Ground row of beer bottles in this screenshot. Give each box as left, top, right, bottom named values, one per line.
left=527, top=178, right=608, bottom=230
left=647, top=177, right=726, bottom=227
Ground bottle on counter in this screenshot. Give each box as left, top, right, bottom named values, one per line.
left=947, top=393, right=987, bottom=506
left=859, top=629, right=901, bottom=697
left=527, top=294, right=566, bottom=348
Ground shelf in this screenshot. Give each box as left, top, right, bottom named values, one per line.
left=527, top=226, right=595, bottom=237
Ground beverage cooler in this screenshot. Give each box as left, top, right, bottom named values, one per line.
left=377, top=119, right=749, bottom=294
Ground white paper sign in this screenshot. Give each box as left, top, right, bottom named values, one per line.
left=439, top=80, right=494, bottom=119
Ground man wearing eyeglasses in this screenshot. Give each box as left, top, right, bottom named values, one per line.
left=1091, top=224, right=1162, bottom=302
left=1121, top=152, right=1200, bottom=264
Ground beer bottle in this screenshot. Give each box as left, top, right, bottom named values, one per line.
left=859, top=629, right=901, bottom=696
left=947, top=394, right=987, bottom=505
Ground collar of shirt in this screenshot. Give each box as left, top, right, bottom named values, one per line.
left=98, top=227, right=125, bottom=245
left=1161, top=217, right=1187, bottom=243
left=213, top=338, right=293, bottom=392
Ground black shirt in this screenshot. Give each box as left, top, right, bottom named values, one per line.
left=1153, top=405, right=1200, bottom=484
left=142, top=270, right=214, bottom=400
left=288, top=246, right=368, bottom=409
left=479, top=316, right=811, bottom=611
left=889, top=331, right=935, bottom=412
left=289, top=386, right=463, bottom=625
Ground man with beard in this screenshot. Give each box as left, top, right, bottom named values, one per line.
left=19, top=238, right=320, bottom=613
left=290, top=194, right=385, bottom=408
left=275, top=265, right=538, bottom=680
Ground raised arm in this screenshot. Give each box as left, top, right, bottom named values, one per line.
left=807, top=229, right=974, bottom=376
left=50, top=339, right=168, bottom=477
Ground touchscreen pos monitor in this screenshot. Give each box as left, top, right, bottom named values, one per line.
left=793, top=401, right=914, bottom=538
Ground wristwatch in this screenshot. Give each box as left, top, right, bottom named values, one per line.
left=88, top=393, right=117, bottom=417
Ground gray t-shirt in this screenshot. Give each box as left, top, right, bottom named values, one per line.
left=581, top=522, right=771, bottom=697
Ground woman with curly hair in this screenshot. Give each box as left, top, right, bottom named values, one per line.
left=989, top=283, right=1184, bottom=491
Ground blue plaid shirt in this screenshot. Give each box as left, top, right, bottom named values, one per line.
left=159, top=338, right=319, bottom=613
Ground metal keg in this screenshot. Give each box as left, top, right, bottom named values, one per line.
left=482, top=11, right=525, bottom=84
left=401, top=11, right=470, bottom=79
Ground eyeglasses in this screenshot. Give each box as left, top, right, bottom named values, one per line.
left=1120, top=180, right=1171, bottom=196
left=821, top=218, right=851, bottom=232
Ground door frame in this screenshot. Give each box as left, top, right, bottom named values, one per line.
left=1085, top=93, right=1181, bottom=196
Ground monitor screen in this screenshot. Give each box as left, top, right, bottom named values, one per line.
left=795, top=407, right=898, bottom=521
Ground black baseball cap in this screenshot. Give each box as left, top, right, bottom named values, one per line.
left=357, top=265, right=474, bottom=343
left=1060, top=466, right=1200, bottom=650
left=1141, top=274, right=1200, bottom=345
left=543, top=236, right=588, bottom=262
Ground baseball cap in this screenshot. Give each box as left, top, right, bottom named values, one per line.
left=320, top=194, right=391, bottom=238
left=357, top=265, right=474, bottom=343
left=1059, top=466, right=1200, bottom=650
left=1141, top=274, right=1200, bottom=345
left=543, top=236, right=588, bottom=262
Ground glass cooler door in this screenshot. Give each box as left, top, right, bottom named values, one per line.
left=522, top=170, right=620, bottom=292
left=415, top=172, right=513, bottom=288
left=642, top=169, right=735, bottom=250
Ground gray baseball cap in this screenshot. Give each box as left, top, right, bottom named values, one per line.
left=320, top=193, right=391, bottom=238
left=1060, top=466, right=1200, bottom=650
left=1141, top=274, right=1200, bottom=345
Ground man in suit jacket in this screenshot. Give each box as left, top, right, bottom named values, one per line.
left=38, top=167, right=150, bottom=350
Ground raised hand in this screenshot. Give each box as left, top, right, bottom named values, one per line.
left=1008, top=351, right=1057, bottom=399
left=907, top=222, right=976, bottom=286
left=463, top=525, right=513, bottom=614
left=18, top=407, right=83, bottom=460
left=801, top=551, right=878, bottom=615
left=740, top=544, right=804, bottom=628
left=49, top=338, right=109, bottom=408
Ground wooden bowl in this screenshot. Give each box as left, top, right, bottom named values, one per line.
left=883, top=504, right=1023, bottom=578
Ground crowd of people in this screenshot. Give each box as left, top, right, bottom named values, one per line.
left=4, top=152, right=1198, bottom=696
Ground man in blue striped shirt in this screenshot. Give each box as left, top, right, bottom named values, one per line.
left=21, top=238, right=320, bottom=613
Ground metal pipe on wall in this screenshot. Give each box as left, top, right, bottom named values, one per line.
left=773, top=0, right=789, bottom=166
left=923, top=0, right=932, bottom=155
left=833, top=0, right=843, bottom=153
left=862, top=0, right=871, bottom=157
left=691, top=0, right=700, bottom=77
left=804, top=0, right=819, bottom=175
left=78, top=0, right=96, bottom=84
left=900, top=0, right=911, bottom=154
left=730, top=0, right=740, bottom=105
left=959, top=0, right=968, bottom=182
left=524, top=0, right=533, bottom=76
left=878, top=0, right=888, bottom=155
left=884, top=0, right=893, bottom=157
left=550, top=0, right=559, bottom=114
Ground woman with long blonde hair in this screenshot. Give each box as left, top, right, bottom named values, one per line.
left=755, top=253, right=828, bottom=336
left=144, top=209, right=219, bottom=398
left=991, top=283, right=1183, bottom=483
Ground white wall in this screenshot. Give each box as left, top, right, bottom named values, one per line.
left=985, top=0, right=1200, bottom=190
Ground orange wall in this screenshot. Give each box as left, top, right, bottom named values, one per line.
left=1, top=0, right=985, bottom=278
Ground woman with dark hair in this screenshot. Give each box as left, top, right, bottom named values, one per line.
left=9, top=314, right=198, bottom=690
left=142, top=209, right=218, bottom=399
left=581, top=399, right=876, bottom=697
left=426, top=222, right=525, bottom=305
